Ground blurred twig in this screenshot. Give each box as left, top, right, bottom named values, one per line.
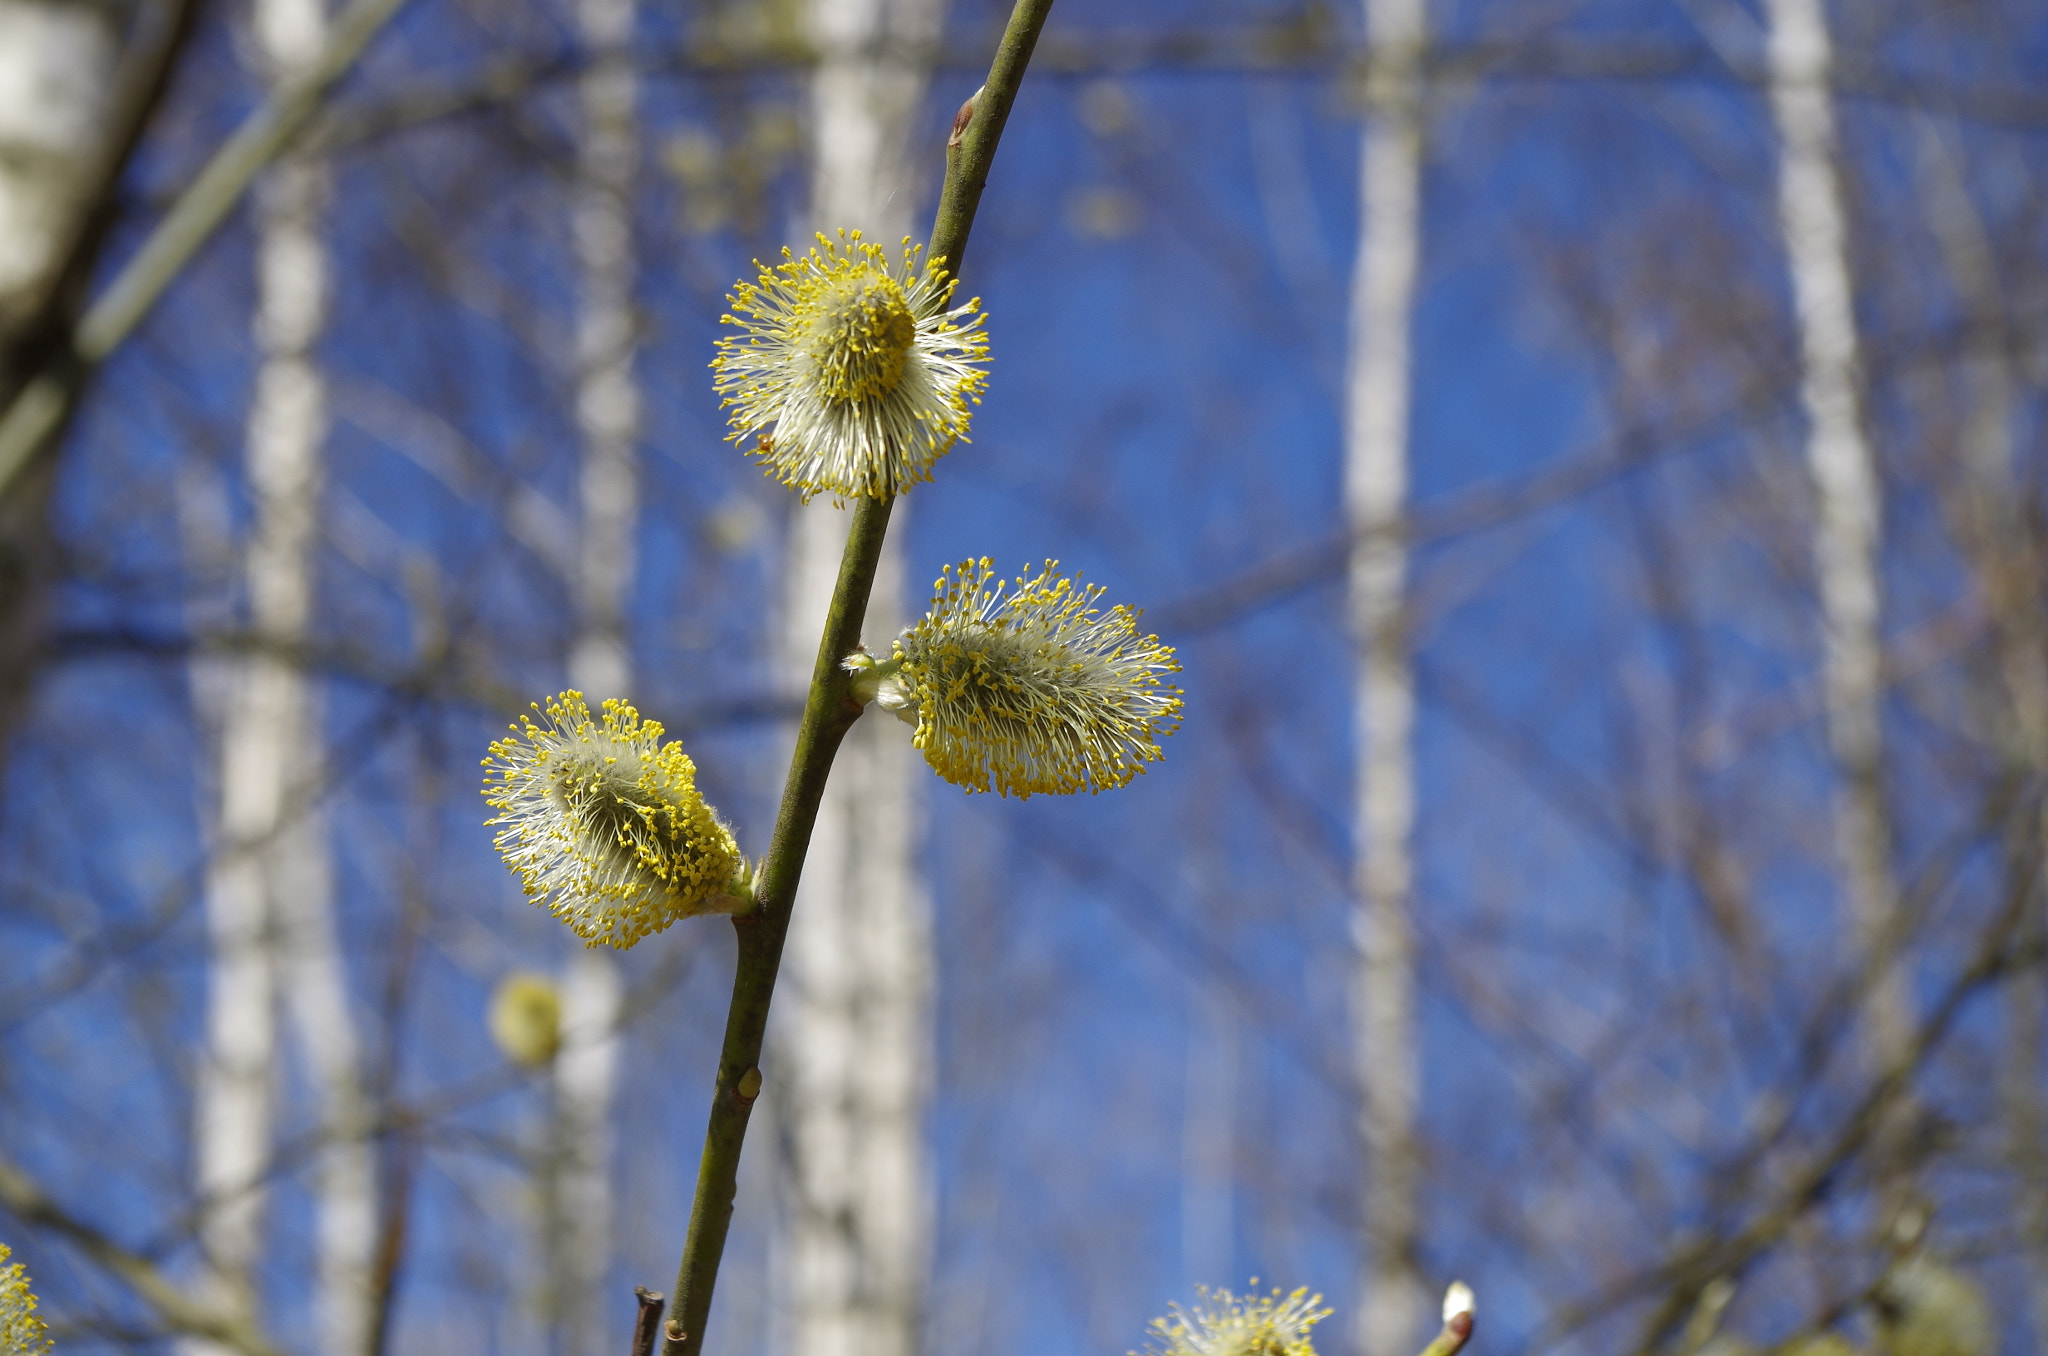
left=632, top=1287, right=665, bottom=1356
left=0, top=0, right=416, bottom=498
left=0, top=1156, right=290, bottom=1356
left=1540, top=862, right=2044, bottom=1351
left=1417, top=1311, right=1475, bottom=1356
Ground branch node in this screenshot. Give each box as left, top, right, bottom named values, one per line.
left=949, top=86, right=983, bottom=148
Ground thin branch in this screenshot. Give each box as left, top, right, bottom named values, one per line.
left=656, top=4, right=1055, bottom=1354
left=303, top=31, right=2048, bottom=157
left=0, top=0, right=416, bottom=499
left=0, top=0, right=203, bottom=368
left=0, top=1155, right=291, bottom=1356
left=1538, top=862, right=2043, bottom=1350
left=632, top=1287, right=665, bottom=1356
left=1416, top=1312, right=1475, bottom=1356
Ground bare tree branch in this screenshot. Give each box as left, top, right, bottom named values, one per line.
left=0, top=1156, right=292, bottom=1356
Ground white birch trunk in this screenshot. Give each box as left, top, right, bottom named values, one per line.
left=776, top=6, right=942, bottom=1355
left=1762, top=0, right=1907, bottom=1076
left=1344, top=0, right=1426, bottom=1351
left=191, top=0, right=375, bottom=1348
left=554, top=950, right=624, bottom=1356
left=276, top=732, right=376, bottom=1356
left=554, top=0, right=640, bottom=1344
left=181, top=394, right=249, bottom=1355
left=190, top=790, right=277, bottom=1356
left=0, top=0, right=117, bottom=332
left=0, top=0, right=121, bottom=756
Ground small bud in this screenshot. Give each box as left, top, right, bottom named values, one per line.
left=949, top=86, right=983, bottom=149
left=737, top=1067, right=763, bottom=1100
left=1442, top=1281, right=1475, bottom=1323
left=715, top=856, right=758, bottom=913
left=845, top=652, right=921, bottom=726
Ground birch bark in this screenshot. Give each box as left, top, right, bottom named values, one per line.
left=0, top=0, right=120, bottom=792
left=191, top=1, right=374, bottom=1349
left=776, top=5, right=943, bottom=1354
left=190, top=764, right=277, bottom=1354
left=0, top=0, right=116, bottom=333
left=1762, top=0, right=1907, bottom=1080
left=552, top=0, right=641, bottom=1339
left=1345, top=0, right=1426, bottom=1351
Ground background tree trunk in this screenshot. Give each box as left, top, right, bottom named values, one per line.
left=192, top=0, right=375, bottom=1349
left=0, top=0, right=120, bottom=763
left=552, top=0, right=641, bottom=1345
left=1346, top=0, right=1427, bottom=1350
left=0, top=0, right=117, bottom=337
left=775, top=5, right=945, bottom=1355
left=1763, top=0, right=1907, bottom=1093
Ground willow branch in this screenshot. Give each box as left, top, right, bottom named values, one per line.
left=0, top=0, right=415, bottom=499
left=657, top=4, right=1054, bottom=1354
left=1416, top=1313, right=1474, bottom=1356
left=0, top=1156, right=290, bottom=1356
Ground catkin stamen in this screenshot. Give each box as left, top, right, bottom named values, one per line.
left=712, top=230, right=989, bottom=503
left=482, top=692, right=744, bottom=949
left=892, top=558, right=1185, bottom=798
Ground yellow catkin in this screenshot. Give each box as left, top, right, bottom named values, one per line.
left=1881, top=1258, right=1994, bottom=1356
left=0, top=1243, right=53, bottom=1356
left=893, top=558, right=1184, bottom=798
left=482, top=692, right=744, bottom=949
left=487, top=972, right=563, bottom=1067
left=1139, top=1286, right=1331, bottom=1356
left=711, top=230, right=989, bottom=502
left=1777, top=1336, right=1858, bottom=1356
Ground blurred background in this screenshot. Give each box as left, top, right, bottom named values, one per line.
left=2, top=0, right=2046, bottom=1353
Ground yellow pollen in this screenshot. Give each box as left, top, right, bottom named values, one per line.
left=808, top=273, right=917, bottom=401
left=481, top=692, right=745, bottom=948
left=712, top=231, right=989, bottom=501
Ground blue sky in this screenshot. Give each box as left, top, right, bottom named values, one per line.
left=5, top=0, right=2048, bottom=1353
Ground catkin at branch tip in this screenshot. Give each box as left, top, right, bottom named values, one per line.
left=712, top=230, right=989, bottom=504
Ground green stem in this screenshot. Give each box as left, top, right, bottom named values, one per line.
left=660, top=4, right=1055, bottom=1353
left=926, top=0, right=1055, bottom=279
left=1416, top=1315, right=1474, bottom=1356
